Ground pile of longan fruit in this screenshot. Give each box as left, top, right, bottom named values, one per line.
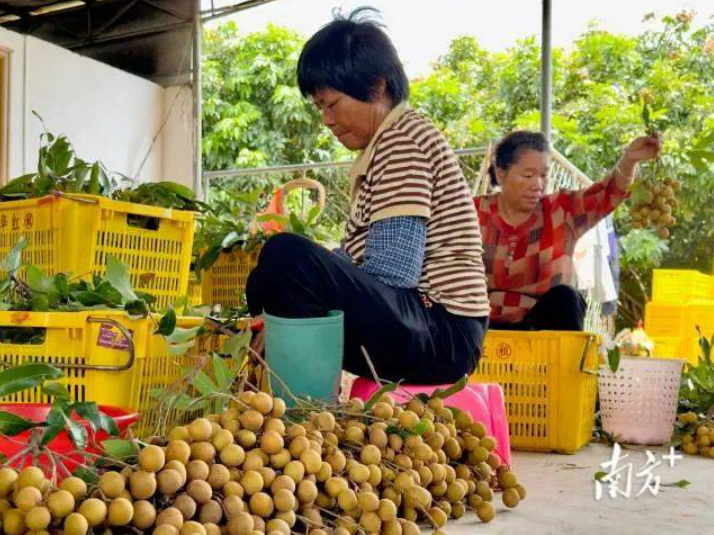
left=629, top=178, right=681, bottom=238
left=0, top=391, right=525, bottom=535
left=678, top=411, right=714, bottom=458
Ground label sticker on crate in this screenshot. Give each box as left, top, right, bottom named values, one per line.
left=495, top=343, right=512, bottom=359
left=97, top=324, right=133, bottom=350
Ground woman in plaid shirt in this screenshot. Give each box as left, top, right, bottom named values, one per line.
left=475, top=131, right=661, bottom=331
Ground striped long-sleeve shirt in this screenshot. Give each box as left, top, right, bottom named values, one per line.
left=344, top=103, right=490, bottom=318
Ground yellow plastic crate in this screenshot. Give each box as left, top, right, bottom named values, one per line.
left=0, top=194, right=194, bottom=310
left=0, top=310, right=226, bottom=437
left=202, top=248, right=259, bottom=309
left=651, top=336, right=700, bottom=367
left=645, top=301, right=714, bottom=338
left=470, top=330, right=599, bottom=454
left=652, top=269, right=714, bottom=304
left=187, top=273, right=203, bottom=308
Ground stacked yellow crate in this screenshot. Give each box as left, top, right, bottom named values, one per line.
left=646, top=269, right=714, bottom=366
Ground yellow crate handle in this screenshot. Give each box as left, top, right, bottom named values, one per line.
left=279, top=178, right=327, bottom=219
left=51, top=318, right=136, bottom=372
left=578, top=334, right=599, bottom=375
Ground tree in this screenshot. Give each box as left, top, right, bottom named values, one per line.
left=202, top=22, right=342, bottom=173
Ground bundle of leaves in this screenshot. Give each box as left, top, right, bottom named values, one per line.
left=678, top=327, right=714, bottom=418
left=0, top=239, right=156, bottom=319
left=0, top=116, right=204, bottom=212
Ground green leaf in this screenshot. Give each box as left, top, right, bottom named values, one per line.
left=289, top=212, right=305, bottom=234
left=42, top=381, right=70, bottom=401
left=0, top=410, right=42, bottom=435
left=662, top=479, right=691, bottom=489
left=156, top=306, right=177, bottom=336
left=26, top=265, right=57, bottom=295
left=608, top=347, right=621, bottom=374
left=167, top=326, right=202, bottom=345
left=64, top=413, right=88, bottom=449
left=124, top=299, right=149, bottom=318
left=191, top=371, right=219, bottom=397
left=430, top=375, right=467, bottom=400
left=594, top=471, right=607, bottom=482
left=410, top=419, right=429, bottom=436
left=1, top=238, right=27, bottom=273
left=364, top=382, right=400, bottom=412
left=105, top=255, right=138, bottom=302
left=101, top=439, right=137, bottom=459
left=386, top=425, right=409, bottom=440
left=73, top=402, right=120, bottom=436
left=168, top=341, right=195, bottom=356
left=221, top=328, right=252, bottom=359
left=72, top=466, right=100, bottom=484
left=0, top=363, right=63, bottom=396
left=42, top=403, right=69, bottom=446
left=87, top=162, right=101, bottom=195
left=212, top=354, right=232, bottom=390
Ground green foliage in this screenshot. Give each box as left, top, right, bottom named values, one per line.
left=0, top=240, right=156, bottom=321
left=202, top=22, right=342, bottom=175
left=0, top=363, right=119, bottom=449
left=679, top=327, right=714, bottom=417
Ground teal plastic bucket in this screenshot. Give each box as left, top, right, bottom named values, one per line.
left=265, top=310, right=344, bottom=405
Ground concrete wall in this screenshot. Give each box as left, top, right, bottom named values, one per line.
left=0, top=26, right=194, bottom=187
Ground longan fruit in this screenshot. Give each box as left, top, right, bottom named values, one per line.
left=99, top=471, right=126, bottom=499
left=428, top=507, right=447, bottom=528
left=25, top=506, right=51, bottom=530
left=265, top=518, right=290, bottom=535
left=227, top=512, right=254, bottom=535
left=189, top=419, right=213, bottom=442
left=249, top=492, right=274, bottom=517
left=212, top=429, right=235, bottom=452
left=15, top=486, right=42, bottom=511
left=174, top=494, right=197, bottom=520
left=502, top=487, right=520, bottom=508
left=271, top=398, right=287, bottom=419
left=220, top=444, right=246, bottom=467
left=250, top=392, right=274, bottom=415
left=260, top=431, right=284, bottom=455
left=46, top=490, right=75, bottom=518
left=77, top=498, right=107, bottom=527
left=57, top=476, right=86, bottom=501
left=208, top=464, right=231, bottom=490
left=158, top=469, right=184, bottom=496
left=186, top=460, right=210, bottom=482
left=0, top=468, right=17, bottom=498
left=199, top=500, right=223, bottom=524
left=180, top=520, right=207, bottom=535
left=140, top=445, right=166, bottom=473
left=167, top=440, right=192, bottom=464
left=108, top=498, right=134, bottom=526
left=300, top=449, right=322, bottom=475
left=360, top=445, right=381, bottom=465
left=191, top=442, right=216, bottom=463
left=64, top=512, right=89, bottom=535
left=348, top=463, right=370, bottom=484
left=270, top=449, right=292, bottom=469
left=187, top=480, right=212, bottom=504
left=239, top=410, right=264, bottom=432
left=204, top=522, right=221, bottom=535
left=297, top=479, right=318, bottom=504
left=273, top=489, right=296, bottom=512
left=133, top=500, right=158, bottom=530
left=16, top=467, right=44, bottom=490
left=316, top=412, right=336, bottom=432
left=283, top=461, right=305, bottom=483
left=157, top=507, right=184, bottom=529
left=241, top=471, right=264, bottom=495
left=130, top=471, right=157, bottom=500
left=154, top=525, right=180, bottom=535
left=476, top=501, right=496, bottom=522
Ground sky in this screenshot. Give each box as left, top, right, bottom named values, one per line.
left=203, top=0, right=714, bottom=77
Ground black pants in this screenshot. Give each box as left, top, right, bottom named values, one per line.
left=490, top=284, right=587, bottom=331
left=246, top=233, right=487, bottom=384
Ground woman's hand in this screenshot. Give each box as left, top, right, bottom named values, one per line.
left=622, top=133, right=662, bottom=164
left=614, top=133, right=662, bottom=188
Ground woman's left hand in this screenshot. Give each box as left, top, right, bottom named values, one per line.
left=623, top=133, right=662, bottom=164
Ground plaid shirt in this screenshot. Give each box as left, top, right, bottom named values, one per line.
left=334, top=216, right=426, bottom=288
left=474, top=175, right=627, bottom=323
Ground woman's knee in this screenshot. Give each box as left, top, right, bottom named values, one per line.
left=258, top=233, right=310, bottom=270
left=547, top=284, right=584, bottom=303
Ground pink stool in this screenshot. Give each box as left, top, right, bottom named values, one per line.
left=350, top=378, right=511, bottom=466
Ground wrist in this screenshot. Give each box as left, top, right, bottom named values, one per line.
left=616, top=157, right=638, bottom=179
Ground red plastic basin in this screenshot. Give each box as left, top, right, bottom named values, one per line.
left=0, top=404, right=139, bottom=477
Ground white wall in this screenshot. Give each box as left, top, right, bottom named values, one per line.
left=162, top=86, right=194, bottom=188
left=0, top=26, right=194, bottom=187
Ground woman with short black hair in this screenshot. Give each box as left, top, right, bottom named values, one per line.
left=475, top=130, right=660, bottom=331
left=247, top=8, right=489, bottom=384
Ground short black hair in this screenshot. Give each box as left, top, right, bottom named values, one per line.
left=297, top=7, right=409, bottom=105
left=488, top=131, right=550, bottom=186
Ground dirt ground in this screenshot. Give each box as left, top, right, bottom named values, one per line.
left=436, top=443, right=712, bottom=535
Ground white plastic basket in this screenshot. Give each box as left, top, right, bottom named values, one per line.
left=598, top=356, right=684, bottom=445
